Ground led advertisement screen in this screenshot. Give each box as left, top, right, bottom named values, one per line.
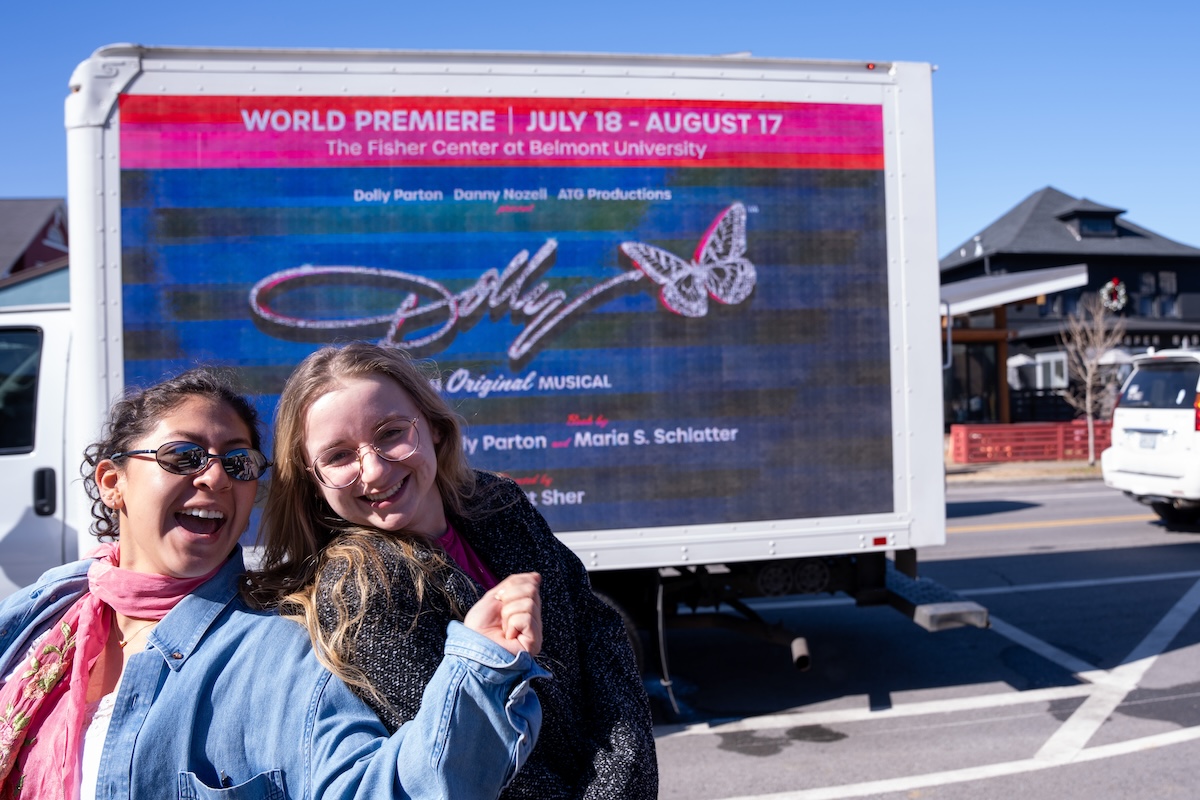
left=119, top=94, right=893, bottom=532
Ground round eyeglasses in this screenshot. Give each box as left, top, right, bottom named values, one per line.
left=309, top=417, right=421, bottom=489
left=109, top=441, right=272, bottom=482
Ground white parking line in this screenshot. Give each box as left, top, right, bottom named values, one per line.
left=733, top=569, right=1200, bottom=614
left=1034, top=577, right=1200, bottom=762
left=714, top=726, right=1200, bottom=800
left=947, top=513, right=1154, bottom=534
left=655, top=614, right=1106, bottom=741
left=960, top=570, right=1200, bottom=597
left=986, top=616, right=1104, bottom=681
left=661, top=574, right=1200, bottom=798
left=655, top=683, right=1095, bottom=739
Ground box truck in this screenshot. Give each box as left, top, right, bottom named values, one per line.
left=0, top=45, right=980, bottom=679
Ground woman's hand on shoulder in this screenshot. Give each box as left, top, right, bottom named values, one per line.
left=463, top=572, right=542, bottom=657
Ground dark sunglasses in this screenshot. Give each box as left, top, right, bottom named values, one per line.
left=109, top=441, right=271, bottom=482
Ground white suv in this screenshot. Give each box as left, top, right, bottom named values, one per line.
left=1102, top=350, right=1200, bottom=524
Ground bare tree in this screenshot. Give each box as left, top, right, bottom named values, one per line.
left=1059, top=292, right=1128, bottom=464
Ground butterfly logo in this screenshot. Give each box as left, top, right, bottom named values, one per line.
left=620, top=202, right=756, bottom=318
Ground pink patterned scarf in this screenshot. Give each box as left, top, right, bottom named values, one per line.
left=0, top=542, right=220, bottom=800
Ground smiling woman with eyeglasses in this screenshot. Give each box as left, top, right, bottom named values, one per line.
left=309, top=417, right=419, bottom=488
left=0, top=367, right=546, bottom=800
left=247, top=342, right=659, bottom=799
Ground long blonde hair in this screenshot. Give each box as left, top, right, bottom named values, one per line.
left=245, top=343, right=481, bottom=702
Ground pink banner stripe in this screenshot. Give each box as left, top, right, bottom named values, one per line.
left=120, top=95, right=883, bottom=170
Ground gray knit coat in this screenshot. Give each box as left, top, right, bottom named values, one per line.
left=315, top=471, right=659, bottom=799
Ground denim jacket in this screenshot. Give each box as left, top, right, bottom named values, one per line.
left=0, top=549, right=547, bottom=800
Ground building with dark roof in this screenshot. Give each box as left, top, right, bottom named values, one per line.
left=939, top=186, right=1200, bottom=426
left=0, top=199, right=68, bottom=279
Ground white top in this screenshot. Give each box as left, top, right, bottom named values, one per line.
left=80, top=692, right=117, bottom=800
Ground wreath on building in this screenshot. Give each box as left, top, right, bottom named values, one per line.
left=1100, top=278, right=1127, bottom=311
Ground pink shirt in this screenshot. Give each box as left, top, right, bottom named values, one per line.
left=439, top=524, right=500, bottom=591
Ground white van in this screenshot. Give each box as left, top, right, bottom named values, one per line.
left=1102, top=350, right=1200, bottom=523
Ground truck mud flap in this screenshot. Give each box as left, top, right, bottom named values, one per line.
left=885, top=563, right=989, bottom=632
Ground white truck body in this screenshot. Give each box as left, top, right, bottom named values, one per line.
left=0, top=45, right=945, bottom=608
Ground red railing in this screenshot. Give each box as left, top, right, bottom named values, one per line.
left=948, top=421, right=1112, bottom=464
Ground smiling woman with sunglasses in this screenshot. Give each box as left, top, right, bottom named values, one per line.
left=0, top=367, right=546, bottom=800
left=109, top=440, right=272, bottom=483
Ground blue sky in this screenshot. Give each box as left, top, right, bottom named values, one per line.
left=5, top=1, right=1197, bottom=257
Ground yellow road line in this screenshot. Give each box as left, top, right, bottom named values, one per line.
left=947, top=513, right=1156, bottom=534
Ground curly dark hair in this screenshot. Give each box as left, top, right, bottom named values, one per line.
left=81, top=367, right=262, bottom=539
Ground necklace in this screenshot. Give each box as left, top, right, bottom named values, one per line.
left=117, top=619, right=158, bottom=648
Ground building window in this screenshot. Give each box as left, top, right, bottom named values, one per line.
left=1078, top=215, right=1117, bottom=237
left=1062, top=289, right=1081, bottom=317
left=1038, top=294, right=1062, bottom=318
left=944, top=342, right=998, bottom=427
left=1035, top=352, right=1068, bottom=390
left=1160, top=271, right=1179, bottom=318
left=1131, top=271, right=1180, bottom=318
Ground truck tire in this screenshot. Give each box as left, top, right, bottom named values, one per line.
left=1150, top=502, right=1200, bottom=525
left=594, top=590, right=645, bottom=675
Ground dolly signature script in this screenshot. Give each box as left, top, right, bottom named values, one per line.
left=248, top=203, right=753, bottom=363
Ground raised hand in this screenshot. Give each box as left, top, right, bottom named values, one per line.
left=463, top=572, right=542, bottom=657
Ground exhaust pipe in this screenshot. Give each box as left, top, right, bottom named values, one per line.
left=790, top=637, right=811, bottom=671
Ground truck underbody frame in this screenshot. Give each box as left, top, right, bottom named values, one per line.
left=590, top=549, right=987, bottom=715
